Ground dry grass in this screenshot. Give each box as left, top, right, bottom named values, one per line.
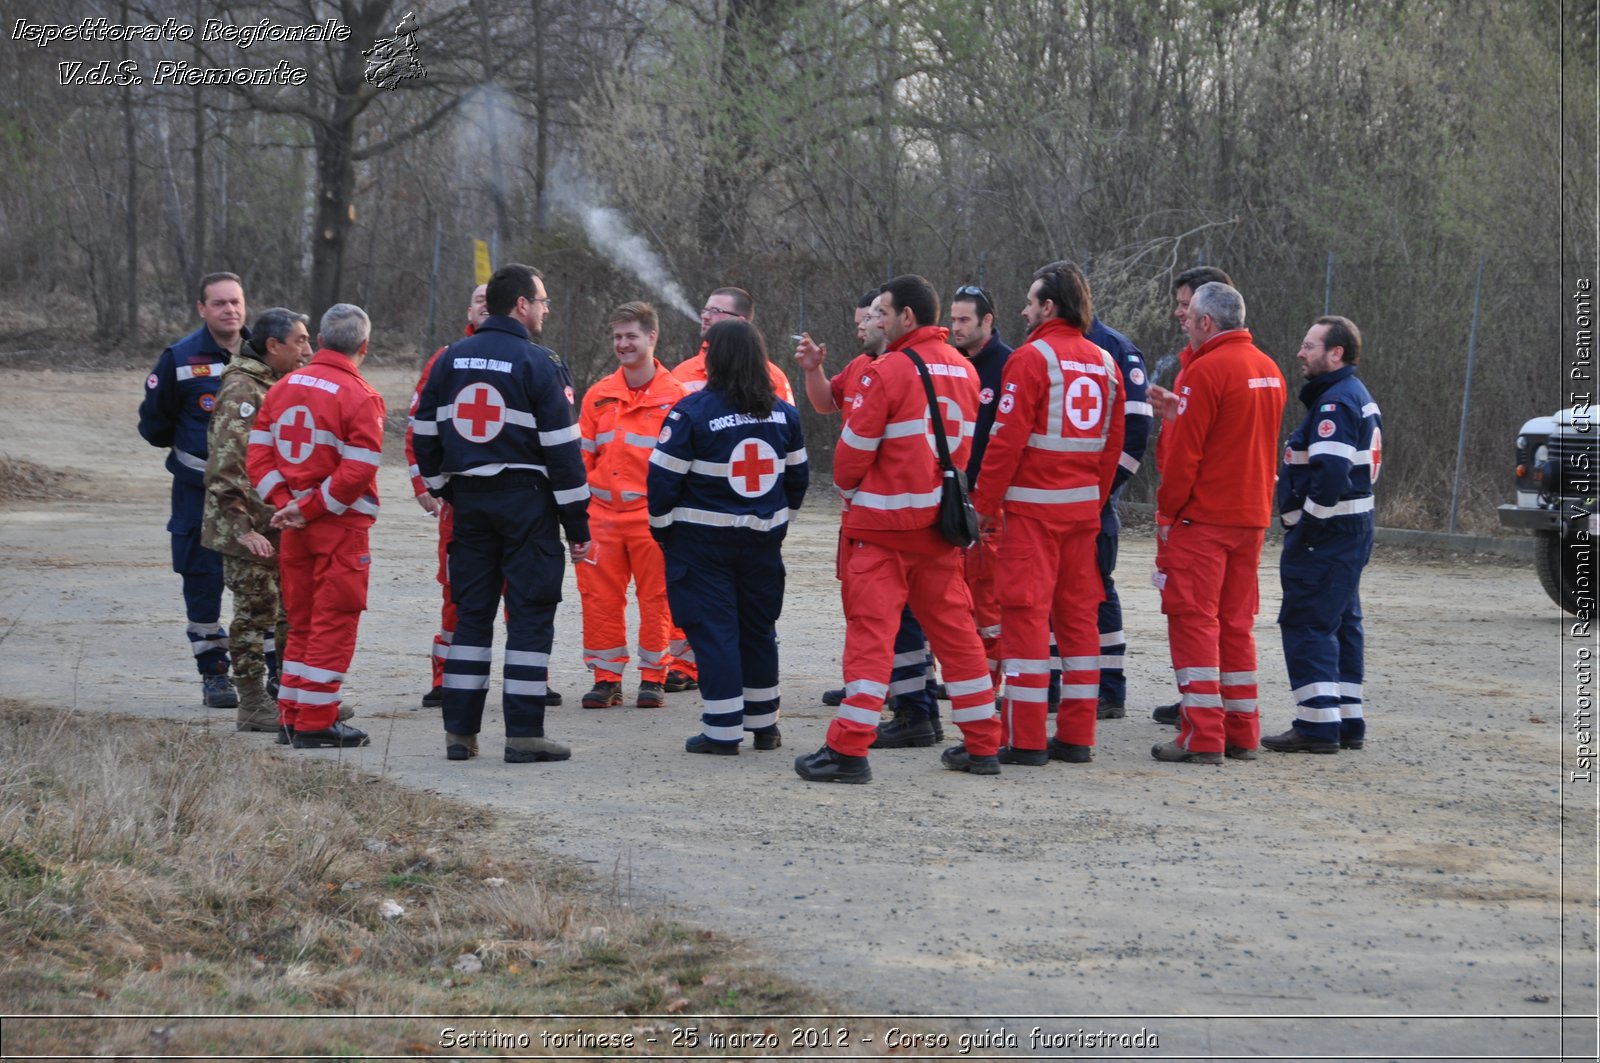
left=0, top=700, right=836, bottom=1056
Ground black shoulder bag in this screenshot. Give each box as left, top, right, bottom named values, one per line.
left=902, top=348, right=981, bottom=548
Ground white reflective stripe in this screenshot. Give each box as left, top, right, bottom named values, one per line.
left=553, top=483, right=591, bottom=505
left=1303, top=496, right=1375, bottom=519
left=1292, top=681, right=1342, bottom=702
left=977, top=625, right=1001, bottom=639
left=581, top=438, right=599, bottom=453
left=1221, top=671, right=1257, bottom=686
left=1176, top=666, right=1220, bottom=683
left=284, top=661, right=343, bottom=684
left=786, top=448, right=808, bottom=466
left=622, top=432, right=657, bottom=448
left=411, top=418, right=439, bottom=436
left=839, top=425, right=881, bottom=452
left=1125, top=400, right=1154, bottom=417
left=505, top=650, right=550, bottom=667
left=1223, top=699, right=1259, bottom=713
left=448, top=644, right=493, bottom=662
left=1033, top=339, right=1065, bottom=439
left=1298, top=704, right=1341, bottom=723
left=1099, top=653, right=1124, bottom=668
left=664, top=506, right=790, bottom=532
left=1281, top=508, right=1303, bottom=526
left=1057, top=656, right=1098, bottom=671
left=443, top=673, right=490, bottom=689
left=839, top=704, right=883, bottom=725
left=1057, top=684, right=1098, bottom=698
left=342, top=445, right=382, bottom=466
left=681, top=379, right=706, bottom=392
left=648, top=449, right=692, bottom=474
left=591, top=430, right=616, bottom=446
left=438, top=628, right=454, bottom=642
left=451, top=462, right=548, bottom=478
left=674, top=646, right=696, bottom=663
left=888, top=676, right=927, bottom=696
left=349, top=496, right=379, bottom=516
left=1004, top=658, right=1052, bottom=674
left=283, top=687, right=341, bottom=705
left=1025, top=432, right=1105, bottom=452
left=408, top=464, right=421, bottom=479
left=1003, top=485, right=1099, bottom=505
left=249, top=429, right=273, bottom=446
left=1283, top=448, right=1309, bottom=465
left=891, top=649, right=928, bottom=668
left=845, top=679, right=889, bottom=699
left=422, top=474, right=447, bottom=491
left=319, top=481, right=348, bottom=514
left=1341, top=703, right=1365, bottom=720
left=944, top=675, right=992, bottom=697
left=1308, top=440, right=1357, bottom=461
left=882, top=419, right=927, bottom=439
left=849, top=488, right=942, bottom=510
left=1361, top=402, right=1381, bottom=417
left=590, top=485, right=614, bottom=502
left=648, top=512, right=670, bottom=528
left=432, top=644, right=450, bottom=661
left=189, top=638, right=227, bottom=654
left=744, top=710, right=778, bottom=728
left=503, top=679, right=548, bottom=695
left=1118, top=453, right=1141, bottom=474
left=585, top=645, right=628, bottom=662
left=1007, top=685, right=1049, bottom=703
left=1182, top=692, right=1223, bottom=709
left=254, top=470, right=285, bottom=497
left=541, top=423, right=581, bottom=446
left=1099, top=630, right=1125, bottom=647
left=689, top=459, right=730, bottom=477
left=702, top=723, right=743, bottom=741
left=1339, top=682, right=1364, bottom=700
left=950, top=704, right=997, bottom=723
left=175, top=363, right=224, bottom=381
left=173, top=447, right=208, bottom=471
left=743, top=685, right=780, bottom=701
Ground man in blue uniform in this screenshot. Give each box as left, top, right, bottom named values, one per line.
left=1262, top=315, right=1382, bottom=754
left=1083, top=315, right=1152, bottom=718
left=411, top=263, right=592, bottom=764
left=138, top=271, right=248, bottom=708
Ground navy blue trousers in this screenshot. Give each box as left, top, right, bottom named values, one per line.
left=170, top=480, right=228, bottom=676
left=1278, top=521, right=1374, bottom=744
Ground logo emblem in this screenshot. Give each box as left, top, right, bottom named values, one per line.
left=728, top=438, right=780, bottom=498
left=979, top=387, right=994, bottom=405
left=198, top=394, right=216, bottom=413
left=275, top=405, right=318, bottom=464
left=452, top=382, right=507, bottom=442
left=1370, top=426, right=1383, bottom=483
left=1065, top=378, right=1103, bottom=430
left=146, top=373, right=159, bottom=389
left=191, top=363, right=212, bottom=377
left=1130, top=366, right=1145, bottom=386
left=240, top=401, right=255, bottom=419
left=658, top=425, right=673, bottom=444
left=1316, top=419, right=1336, bottom=438
left=998, top=393, right=1015, bottom=415
left=924, top=395, right=966, bottom=456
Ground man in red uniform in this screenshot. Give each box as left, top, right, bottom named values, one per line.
left=971, top=261, right=1124, bottom=765
left=1150, top=282, right=1286, bottom=764
left=795, top=274, right=1003, bottom=783
left=247, top=303, right=386, bottom=748
left=578, top=302, right=690, bottom=708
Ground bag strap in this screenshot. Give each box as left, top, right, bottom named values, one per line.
left=901, top=347, right=957, bottom=474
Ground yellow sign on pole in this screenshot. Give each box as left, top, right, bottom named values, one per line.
left=473, top=240, right=492, bottom=285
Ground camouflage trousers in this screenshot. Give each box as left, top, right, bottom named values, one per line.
left=223, top=555, right=288, bottom=682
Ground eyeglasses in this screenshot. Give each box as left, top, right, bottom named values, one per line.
left=954, top=284, right=993, bottom=316
left=531, top=296, right=551, bottom=308
left=701, top=306, right=743, bottom=319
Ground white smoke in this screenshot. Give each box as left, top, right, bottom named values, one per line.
left=548, top=158, right=699, bottom=323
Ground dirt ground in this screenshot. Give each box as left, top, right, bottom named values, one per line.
left=1, top=366, right=1594, bottom=1060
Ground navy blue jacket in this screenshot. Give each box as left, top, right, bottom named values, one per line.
left=1085, top=317, right=1152, bottom=494
left=965, top=330, right=1013, bottom=482
left=1277, top=365, right=1382, bottom=531
left=138, top=325, right=244, bottom=489
left=646, top=389, right=808, bottom=546
left=411, top=315, right=591, bottom=542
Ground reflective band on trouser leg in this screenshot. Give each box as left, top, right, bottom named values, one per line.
left=734, top=542, right=785, bottom=735
left=890, top=607, right=935, bottom=720
left=1096, top=523, right=1126, bottom=702
left=964, top=540, right=1002, bottom=687
left=433, top=502, right=455, bottom=690
left=670, top=545, right=746, bottom=744
left=1217, top=524, right=1266, bottom=750
left=906, top=548, right=999, bottom=756
left=431, top=626, right=453, bottom=690
left=621, top=516, right=673, bottom=683
left=994, top=512, right=1060, bottom=751
left=1050, top=522, right=1104, bottom=747
left=1159, top=520, right=1230, bottom=754
left=1337, top=584, right=1367, bottom=745
left=1277, top=523, right=1354, bottom=745
left=276, top=525, right=314, bottom=728
left=831, top=539, right=908, bottom=758
left=667, top=625, right=698, bottom=679
left=577, top=516, right=634, bottom=681
left=177, top=525, right=229, bottom=676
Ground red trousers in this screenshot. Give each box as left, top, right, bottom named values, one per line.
left=277, top=520, right=370, bottom=731
left=995, top=514, right=1103, bottom=750
left=1158, top=521, right=1265, bottom=754
left=827, top=538, right=1000, bottom=758
left=963, top=537, right=1001, bottom=685
left=577, top=508, right=671, bottom=682
left=430, top=502, right=457, bottom=689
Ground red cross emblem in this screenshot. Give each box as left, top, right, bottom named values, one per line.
left=452, top=383, right=506, bottom=442
left=1370, top=426, right=1383, bottom=484
left=1065, top=377, right=1103, bottom=430
left=924, top=395, right=966, bottom=456
left=275, top=405, right=317, bottom=464
left=728, top=438, right=779, bottom=498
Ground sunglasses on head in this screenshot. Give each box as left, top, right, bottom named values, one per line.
left=954, top=284, right=993, bottom=318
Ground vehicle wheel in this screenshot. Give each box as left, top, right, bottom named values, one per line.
left=1533, top=530, right=1592, bottom=616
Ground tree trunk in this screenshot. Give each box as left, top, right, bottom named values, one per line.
left=191, top=0, right=206, bottom=285
left=121, top=0, right=137, bottom=337
left=309, top=118, right=357, bottom=322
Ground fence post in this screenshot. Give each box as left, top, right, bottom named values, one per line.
left=1324, top=250, right=1335, bottom=315
left=1448, top=250, right=1486, bottom=534
left=425, top=219, right=442, bottom=355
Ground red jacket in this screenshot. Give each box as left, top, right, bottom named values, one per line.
left=972, top=318, right=1123, bottom=527
left=1155, top=329, right=1286, bottom=527
left=834, top=325, right=977, bottom=538
left=580, top=361, right=689, bottom=513
left=248, top=348, right=386, bottom=526
left=674, top=341, right=796, bottom=405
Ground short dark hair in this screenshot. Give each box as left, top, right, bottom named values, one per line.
left=951, top=284, right=994, bottom=320
left=246, top=307, right=309, bottom=358
left=705, top=319, right=776, bottom=417
left=710, top=286, right=754, bottom=320
left=857, top=289, right=879, bottom=310
left=608, top=300, right=658, bottom=334
left=486, top=263, right=543, bottom=316
left=1030, top=260, right=1093, bottom=330
left=1173, top=266, right=1233, bottom=296
left=1316, top=315, right=1362, bottom=365
left=880, top=274, right=940, bottom=328
left=197, top=271, right=242, bottom=302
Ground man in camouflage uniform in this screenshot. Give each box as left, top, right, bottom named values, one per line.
left=202, top=308, right=311, bottom=731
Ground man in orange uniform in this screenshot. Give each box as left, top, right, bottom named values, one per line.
left=579, top=302, right=691, bottom=708
left=1150, top=282, right=1286, bottom=764
left=971, top=261, right=1124, bottom=766
left=247, top=304, right=385, bottom=748
left=667, top=286, right=795, bottom=693
left=795, top=274, right=1003, bottom=784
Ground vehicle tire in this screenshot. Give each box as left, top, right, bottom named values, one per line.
left=1533, top=530, right=1592, bottom=616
